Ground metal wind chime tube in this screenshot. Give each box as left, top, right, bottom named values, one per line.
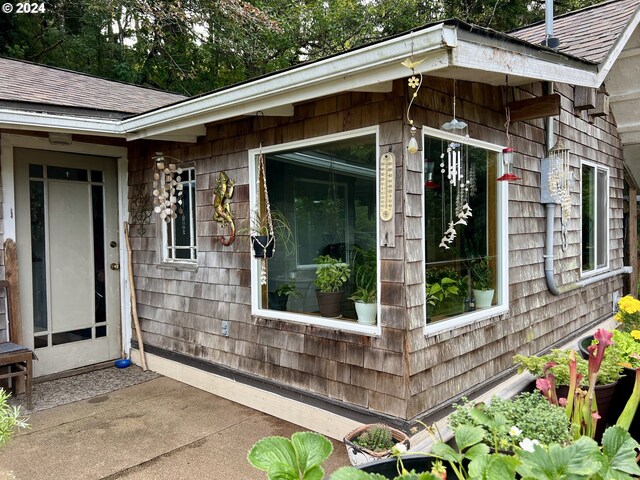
left=547, top=142, right=572, bottom=250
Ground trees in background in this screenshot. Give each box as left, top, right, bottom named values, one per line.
left=0, top=0, right=603, bottom=95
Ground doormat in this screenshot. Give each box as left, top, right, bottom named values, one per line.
left=7, top=365, right=159, bottom=413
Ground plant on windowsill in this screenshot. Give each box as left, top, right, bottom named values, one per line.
left=426, top=268, right=466, bottom=319
left=470, top=256, right=494, bottom=309
left=314, top=255, right=351, bottom=318
left=268, top=282, right=302, bottom=311
left=349, top=247, right=377, bottom=325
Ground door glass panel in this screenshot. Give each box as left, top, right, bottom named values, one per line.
left=34, top=335, right=48, bottom=348
left=96, top=325, right=107, bottom=338
left=582, top=165, right=595, bottom=271
left=47, top=166, right=88, bottom=181
left=596, top=169, right=607, bottom=268
left=92, top=185, right=106, bottom=323
left=29, top=164, right=43, bottom=178
left=29, top=179, right=48, bottom=333
left=91, top=170, right=103, bottom=183
left=52, top=328, right=92, bottom=346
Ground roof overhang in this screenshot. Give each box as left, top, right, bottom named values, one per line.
left=0, top=22, right=602, bottom=142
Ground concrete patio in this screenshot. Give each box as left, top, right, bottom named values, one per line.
left=0, top=372, right=351, bottom=479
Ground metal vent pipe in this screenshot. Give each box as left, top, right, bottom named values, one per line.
left=543, top=0, right=560, bottom=49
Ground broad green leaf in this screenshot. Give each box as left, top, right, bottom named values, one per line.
left=292, top=431, right=333, bottom=474
left=329, top=466, right=385, bottom=479
left=599, top=426, right=640, bottom=478
left=267, top=461, right=299, bottom=480
left=431, top=441, right=462, bottom=464
left=468, top=453, right=490, bottom=478
left=517, top=437, right=600, bottom=479
left=455, top=424, right=486, bottom=451
left=464, top=443, right=490, bottom=461
left=301, top=465, right=324, bottom=480
left=484, top=454, right=519, bottom=480
left=248, top=436, right=298, bottom=472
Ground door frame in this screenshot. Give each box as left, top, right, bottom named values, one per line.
left=1, top=133, right=132, bottom=358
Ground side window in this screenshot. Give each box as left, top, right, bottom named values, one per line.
left=581, top=162, right=609, bottom=273
left=162, top=167, right=197, bottom=262
left=423, top=131, right=503, bottom=325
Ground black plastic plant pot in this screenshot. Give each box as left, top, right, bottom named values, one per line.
left=251, top=235, right=274, bottom=258
left=268, top=291, right=288, bottom=311
left=356, top=455, right=435, bottom=477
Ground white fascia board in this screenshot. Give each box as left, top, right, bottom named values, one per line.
left=598, top=9, right=640, bottom=85
left=0, top=109, right=123, bottom=137
left=451, top=36, right=600, bottom=87
left=122, top=24, right=457, bottom=140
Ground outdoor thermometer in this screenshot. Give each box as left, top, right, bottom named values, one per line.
left=379, top=152, right=395, bottom=221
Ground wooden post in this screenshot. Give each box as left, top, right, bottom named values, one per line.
left=124, top=222, right=148, bottom=371
left=4, top=239, right=24, bottom=392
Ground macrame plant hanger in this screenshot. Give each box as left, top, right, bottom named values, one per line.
left=256, top=142, right=275, bottom=286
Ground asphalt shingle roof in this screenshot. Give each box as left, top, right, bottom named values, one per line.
left=0, top=57, right=186, bottom=115
left=511, top=0, right=640, bottom=63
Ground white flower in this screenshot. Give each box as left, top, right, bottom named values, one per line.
left=392, top=443, right=407, bottom=455
left=509, top=426, right=522, bottom=437
left=519, top=438, right=540, bottom=453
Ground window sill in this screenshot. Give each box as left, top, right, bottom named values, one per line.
left=253, top=308, right=382, bottom=337
left=423, top=305, right=508, bottom=338
left=156, top=261, right=198, bottom=272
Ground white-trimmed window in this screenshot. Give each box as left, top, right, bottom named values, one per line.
left=581, top=162, right=609, bottom=273
left=249, top=128, right=379, bottom=335
left=423, top=127, right=508, bottom=331
left=162, top=166, right=197, bottom=262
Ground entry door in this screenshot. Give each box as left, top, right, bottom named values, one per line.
left=15, top=148, right=121, bottom=376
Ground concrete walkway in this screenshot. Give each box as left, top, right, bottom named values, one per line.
left=0, top=376, right=351, bottom=479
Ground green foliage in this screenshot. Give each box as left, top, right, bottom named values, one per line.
left=449, top=392, right=572, bottom=451
left=610, top=330, right=640, bottom=369
left=314, top=255, right=351, bottom=293
left=514, top=348, right=623, bottom=386
left=0, top=389, right=28, bottom=446
left=248, top=431, right=333, bottom=480
left=352, top=424, right=394, bottom=452
left=350, top=247, right=377, bottom=303
left=470, top=257, right=494, bottom=291
left=241, top=207, right=295, bottom=255
left=274, top=282, right=302, bottom=298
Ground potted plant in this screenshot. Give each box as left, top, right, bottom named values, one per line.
left=426, top=268, right=466, bottom=318
left=242, top=207, right=294, bottom=258
left=343, top=424, right=410, bottom=466
left=470, top=256, right=494, bottom=309
left=349, top=248, right=377, bottom=325
left=314, top=255, right=351, bottom=317
left=268, top=282, right=301, bottom=311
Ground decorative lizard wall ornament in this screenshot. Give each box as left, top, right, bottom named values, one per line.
left=213, top=171, right=236, bottom=246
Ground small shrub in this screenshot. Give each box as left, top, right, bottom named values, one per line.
left=353, top=424, right=395, bottom=452
left=449, top=391, right=572, bottom=452
left=0, top=389, right=28, bottom=446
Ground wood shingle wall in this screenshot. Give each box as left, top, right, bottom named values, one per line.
left=127, top=76, right=627, bottom=424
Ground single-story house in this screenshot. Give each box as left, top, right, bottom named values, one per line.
left=1, top=0, right=640, bottom=440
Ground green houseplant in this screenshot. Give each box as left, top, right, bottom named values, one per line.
left=470, top=257, right=494, bottom=309
left=349, top=247, right=377, bottom=325
left=343, top=424, right=410, bottom=466
left=314, top=255, right=351, bottom=317
left=268, top=282, right=302, bottom=311
left=242, top=207, right=295, bottom=258
left=425, top=268, right=466, bottom=319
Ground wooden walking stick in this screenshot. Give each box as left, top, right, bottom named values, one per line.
left=124, top=222, right=147, bottom=371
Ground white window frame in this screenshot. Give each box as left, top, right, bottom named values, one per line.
left=580, top=160, right=610, bottom=276
left=161, top=166, right=197, bottom=264
left=421, top=126, right=510, bottom=336
left=248, top=126, right=381, bottom=336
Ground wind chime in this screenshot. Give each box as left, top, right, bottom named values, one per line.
left=547, top=141, right=572, bottom=250
left=151, top=152, right=184, bottom=222
left=438, top=81, right=475, bottom=250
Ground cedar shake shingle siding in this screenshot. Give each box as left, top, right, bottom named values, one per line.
left=127, top=75, right=626, bottom=423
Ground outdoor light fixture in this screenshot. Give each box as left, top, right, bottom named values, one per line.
left=497, top=147, right=520, bottom=182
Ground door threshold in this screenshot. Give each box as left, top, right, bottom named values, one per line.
left=35, top=360, right=117, bottom=384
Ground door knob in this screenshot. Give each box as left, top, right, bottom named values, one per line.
left=110, top=263, right=120, bottom=271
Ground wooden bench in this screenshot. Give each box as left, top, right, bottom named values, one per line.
left=0, top=342, right=33, bottom=410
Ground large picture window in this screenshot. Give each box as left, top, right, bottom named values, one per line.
left=162, top=167, right=197, bottom=262
left=581, top=162, right=609, bottom=273
left=251, top=131, right=377, bottom=330
left=423, top=129, right=505, bottom=326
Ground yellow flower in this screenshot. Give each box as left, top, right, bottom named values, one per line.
left=631, top=330, right=640, bottom=340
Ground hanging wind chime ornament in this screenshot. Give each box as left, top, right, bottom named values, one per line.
left=151, top=152, right=184, bottom=222
left=547, top=141, right=572, bottom=250
left=441, top=80, right=468, bottom=134
left=402, top=55, right=423, bottom=155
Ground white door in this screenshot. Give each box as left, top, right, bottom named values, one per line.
left=15, top=148, right=121, bottom=376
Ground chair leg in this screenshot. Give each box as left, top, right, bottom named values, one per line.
left=25, top=357, right=32, bottom=411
